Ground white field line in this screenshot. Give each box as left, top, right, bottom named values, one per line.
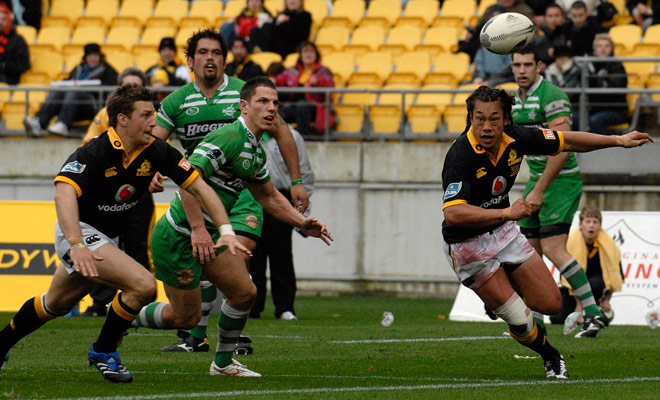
left=330, top=335, right=510, bottom=344
left=44, top=377, right=660, bottom=400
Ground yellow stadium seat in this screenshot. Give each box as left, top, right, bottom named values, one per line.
left=377, top=83, right=417, bottom=108
left=106, top=51, right=135, bottom=72
left=64, top=53, right=83, bottom=71
left=476, top=0, right=497, bottom=17
left=452, top=83, right=480, bottom=105
left=0, top=83, right=10, bottom=108
left=41, top=15, right=71, bottom=27
left=355, top=51, right=393, bottom=82
left=432, top=52, right=470, bottom=82
left=70, top=26, right=106, bottom=46
left=342, top=80, right=380, bottom=106
left=397, top=0, right=438, bottom=28
left=360, top=0, right=402, bottom=28
left=250, top=52, right=283, bottom=71
left=609, top=24, right=642, bottom=54
left=176, top=27, right=199, bottom=48
left=111, top=16, right=142, bottom=28
left=31, top=51, right=64, bottom=79
left=3, top=102, right=39, bottom=130
left=180, top=17, right=213, bottom=29
left=315, top=25, right=351, bottom=54
left=11, top=84, right=49, bottom=104
left=415, top=83, right=454, bottom=112
left=496, top=81, right=518, bottom=93
left=15, top=25, right=37, bottom=45
left=393, top=51, right=431, bottom=82
left=334, top=104, right=364, bottom=133
left=416, top=25, right=462, bottom=54
left=84, top=0, right=119, bottom=26
left=132, top=43, right=159, bottom=57
left=119, top=0, right=154, bottom=25
left=75, top=16, right=107, bottom=29
left=631, top=42, right=660, bottom=56
left=153, top=0, right=190, bottom=25
left=189, top=0, right=223, bottom=26
left=49, top=0, right=85, bottom=24
left=106, top=26, right=142, bottom=52
left=283, top=52, right=299, bottom=68
left=443, top=104, right=467, bottom=134
left=305, top=0, right=329, bottom=25
left=224, top=0, right=246, bottom=18
left=135, top=52, right=161, bottom=71
left=265, top=0, right=285, bottom=14
left=622, top=60, right=657, bottom=77
left=370, top=104, right=402, bottom=134
left=323, top=0, right=366, bottom=28
left=380, top=25, right=422, bottom=54
left=440, top=0, right=476, bottom=23
left=19, top=71, right=51, bottom=85
left=35, top=26, right=71, bottom=51
left=345, top=25, right=386, bottom=53
left=643, top=24, right=660, bottom=45
left=141, top=27, right=178, bottom=47
left=322, top=52, right=355, bottom=86
left=407, top=104, right=441, bottom=133
left=422, top=71, right=458, bottom=87
left=29, top=43, right=57, bottom=58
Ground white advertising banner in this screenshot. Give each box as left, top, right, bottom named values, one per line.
left=449, top=212, right=660, bottom=326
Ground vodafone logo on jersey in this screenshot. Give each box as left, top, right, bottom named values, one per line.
left=491, top=176, right=507, bottom=196
left=115, top=184, right=136, bottom=202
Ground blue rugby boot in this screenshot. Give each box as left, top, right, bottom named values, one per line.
left=88, top=343, right=133, bottom=383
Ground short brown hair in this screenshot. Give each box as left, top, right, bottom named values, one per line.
left=106, top=84, right=154, bottom=128
left=579, top=206, right=602, bottom=223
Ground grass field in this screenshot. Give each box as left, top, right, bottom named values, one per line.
left=0, top=295, right=659, bottom=399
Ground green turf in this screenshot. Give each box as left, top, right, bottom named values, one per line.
left=0, top=296, right=658, bottom=399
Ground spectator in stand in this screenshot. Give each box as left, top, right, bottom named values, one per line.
left=225, top=38, right=264, bottom=81
left=557, top=0, right=598, bottom=16
left=220, top=0, right=273, bottom=49
left=566, top=1, right=604, bottom=57
left=24, top=43, right=118, bottom=137
left=535, top=3, right=570, bottom=65
left=545, top=45, right=581, bottom=106
left=265, top=61, right=286, bottom=83
left=582, top=33, right=629, bottom=134
left=146, top=38, right=191, bottom=91
left=250, top=0, right=311, bottom=58
left=472, top=47, right=512, bottom=87
left=628, top=0, right=660, bottom=32
left=498, top=0, right=536, bottom=22
left=275, top=41, right=335, bottom=137
left=0, top=3, right=29, bottom=84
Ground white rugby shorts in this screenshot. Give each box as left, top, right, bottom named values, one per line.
left=54, top=221, right=119, bottom=274
left=443, top=220, right=535, bottom=289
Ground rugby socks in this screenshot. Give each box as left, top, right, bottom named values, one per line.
left=532, top=311, right=546, bottom=332
left=559, top=258, right=602, bottom=317
left=509, top=320, right=557, bottom=360
left=94, top=293, right=139, bottom=353
left=215, top=300, right=249, bottom=367
left=0, top=295, right=56, bottom=355
left=132, top=302, right=169, bottom=329
left=189, top=281, right=218, bottom=340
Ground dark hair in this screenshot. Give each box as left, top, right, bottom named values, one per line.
left=107, top=84, right=155, bottom=128
left=231, top=37, right=249, bottom=50
left=296, top=41, right=320, bottom=64
left=571, top=0, right=587, bottom=10
left=512, top=43, right=540, bottom=63
left=118, top=67, right=147, bottom=86
left=464, top=85, right=514, bottom=132
left=240, top=76, right=277, bottom=101
left=265, top=61, right=285, bottom=77
left=553, top=45, right=573, bottom=58
left=185, top=29, right=227, bottom=62
left=545, top=2, right=563, bottom=14
left=284, top=0, right=304, bottom=12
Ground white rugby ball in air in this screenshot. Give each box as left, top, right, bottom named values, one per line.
left=480, top=12, right=535, bottom=55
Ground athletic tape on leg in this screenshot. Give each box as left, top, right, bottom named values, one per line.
left=493, top=293, right=534, bottom=334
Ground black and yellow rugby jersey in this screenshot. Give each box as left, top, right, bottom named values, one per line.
left=54, top=128, right=198, bottom=238
left=441, top=124, right=563, bottom=243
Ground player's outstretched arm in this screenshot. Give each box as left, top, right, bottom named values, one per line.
left=249, top=180, right=333, bottom=245
left=54, top=182, right=104, bottom=277
left=184, top=176, right=252, bottom=258
left=443, top=199, right=534, bottom=229
left=562, top=130, right=654, bottom=152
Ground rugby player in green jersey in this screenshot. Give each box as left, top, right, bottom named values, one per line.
left=134, top=77, right=333, bottom=377
left=149, top=29, right=309, bottom=354
left=511, top=45, right=609, bottom=338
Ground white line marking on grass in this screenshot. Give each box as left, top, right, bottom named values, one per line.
left=44, top=377, right=660, bottom=400
left=331, top=335, right=510, bottom=344
left=129, top=333, right=303, bottom=339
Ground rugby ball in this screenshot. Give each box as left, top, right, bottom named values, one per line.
left=480, top=12, right=535, bottom=55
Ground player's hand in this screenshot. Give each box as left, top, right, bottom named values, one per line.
left=213, top=235, right=252, bottom=257
left=149, top=172, right=168, bottom=193
left=299, top=217, right=333, bottom=245
left=291, top=183, right=310, bottom=213
left=70, top=246, right=104, bottom=277
left=509, top=198, right=534, bottom=220
left=525, top=189, right=543, bottom=212
left=618, top=131, right=654, bottom=148
left=191, top=227, right=215, bottom=264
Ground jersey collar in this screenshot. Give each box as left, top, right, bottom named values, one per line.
left=516, top=75, right=544, bottom=101
left=237, top=116, right=260, bottom=147
left=193, top=74, right=230, bottom=97
left=107, top=127, right=155, bottom=168
left=467, top=126, right=516, bottom=166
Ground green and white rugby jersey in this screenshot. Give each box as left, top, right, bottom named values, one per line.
left=156, top=75, right=245, bottom=157
left=165, top=117, right=270, bottom=233
left=512, top=76, right=579, bottom=178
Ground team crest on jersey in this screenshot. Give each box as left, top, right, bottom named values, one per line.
left=115, top=184, right=136, bottom=202
left=222, top=106, right=236, bottom=117
left=176, top=269, right=194, bottom=286
left=136, top=160, right=153, bottom=176
left=242, top=160, right=250, bottom=169
left=61, top=161, right=86, bottom=174
left=178, top=158, right=192, bottom=170
left=105, top=167, right=117, bottom=177
left=528, top=110, right=536, bottom=120
left=507, top=149, right=522, bottom=166
left=492, top=176, right=507, bottom=195
left=206, top=149, right=222, bottom=159
left=444, top=182, right=462, bottom=200
left=476, top=167, right=487, bottom=179
left=185, top=106, right=199, bottom=116
left=541, top=128, right=555, bottom=139
left=245, top=214, right=259, bottom=229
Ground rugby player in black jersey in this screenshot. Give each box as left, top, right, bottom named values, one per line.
left=441, top=86, right=652, bottom=379
left=0, top=85, right=248, bottom=383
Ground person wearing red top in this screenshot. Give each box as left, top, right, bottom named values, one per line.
left=219, top=0, right=272, bottom=50
left=274, top=41, right=335, bottom=137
